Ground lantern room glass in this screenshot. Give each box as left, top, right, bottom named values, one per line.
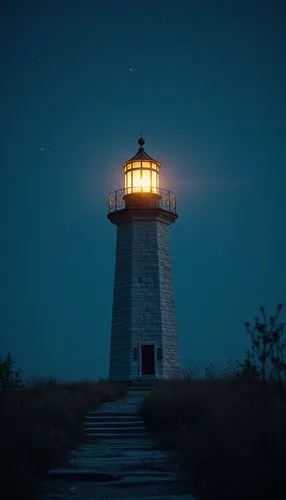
left=124, top=161, right=159, bottom=194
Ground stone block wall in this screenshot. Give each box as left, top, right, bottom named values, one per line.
left=157, top=222, right=180, bottom=377
left=109, top=212, right=180, bottom=381
left=109, top=222, right=133, bottom=381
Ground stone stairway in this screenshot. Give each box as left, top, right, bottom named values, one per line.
left=42, top=382, right=196, bottom=499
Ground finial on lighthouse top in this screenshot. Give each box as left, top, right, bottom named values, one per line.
left=138, top=136, right=145, bottom=148
left=123, top=135, right=159, bottom=166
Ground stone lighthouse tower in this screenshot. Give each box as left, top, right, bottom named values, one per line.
left=108, top=137, right=180, bottom=382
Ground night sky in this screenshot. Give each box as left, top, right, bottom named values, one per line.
left=1, top=0, right=285, bottom=380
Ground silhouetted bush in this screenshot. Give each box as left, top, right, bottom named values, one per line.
left=245, top=303, right=286, bottom=382
left=0, top=352, right=25, bottom=392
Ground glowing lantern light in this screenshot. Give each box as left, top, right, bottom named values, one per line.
left=123, top=137, right=160, bottom=194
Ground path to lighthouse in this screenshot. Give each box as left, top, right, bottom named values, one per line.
left=42, top=383, right=196, bottom=499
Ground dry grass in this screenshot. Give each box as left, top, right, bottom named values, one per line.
left=140, top=377, right=286, bottom=500
left=0, top=378, right=127, bottom=499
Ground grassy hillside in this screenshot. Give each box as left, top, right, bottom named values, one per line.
left=0, top=360, right=127, bottom=499
left=140, top=303, right=286, bottom=499
left=140, top=375, right=286, bottom=500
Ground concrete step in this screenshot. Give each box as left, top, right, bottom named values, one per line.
left=98, top=404, right=143, bottom=408
left=129, top=385, right=155, bottom=389
left=129, top=384, right=154, bottom=387
left=96, top=408, right=143, bottom=411
left=84, top=415, right=144, bottom=423
left=91, top=398, right=142, bottom=402
left=97, top=401, right=143, bottom=406
left=83, top=432, right=149, bottom=439
left=98, top=400, right=143, bottom=405
left=95, top=408, right=141, bottom=413
left=71, top=458, right=166, bottom=464
left=84, top=427, right=146, bottom=433
left=129, top=386, right=155, bottom=391
left=102, top=402, right=142, bottom=406
left=84, top=421, right=144, bottom=428
left=98, top=400, right=144, bottom=405
left=70, top=449, right=168, bottom=459
left=84, top=420, right=144, bottom=426
left=109, top=394, right=147, bottom=398
left=73, top=441, right=154, bottom=451
left=112, top=398, right=147, bottom=402
left=83, top=427, right=146, bottom=434
left=48, top=468, right=181, bottom=483
left=86, top=411, right=143, bottom=417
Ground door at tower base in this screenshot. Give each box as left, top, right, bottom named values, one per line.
left=141, top=344, right=155, bottom=376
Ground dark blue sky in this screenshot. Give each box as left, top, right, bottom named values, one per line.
left=1, top=0, right=285, bottom=380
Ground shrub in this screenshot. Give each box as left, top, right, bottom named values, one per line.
left=245, top=303, right=286, bottom=383
left=0, top=352, right=25, bottom=392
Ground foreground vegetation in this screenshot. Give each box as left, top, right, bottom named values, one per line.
left=1, top=303, right=284, bottom=499
left=141, top=376, right=286, bottom=499
left=0, top=356, right=127, bottom=499
left=140, top=304, right=286, bottom=500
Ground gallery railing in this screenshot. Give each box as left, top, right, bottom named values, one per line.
left=108, top=188, right=177, bottom=214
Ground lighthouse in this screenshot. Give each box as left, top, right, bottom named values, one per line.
left=108, top=137, right=180, bottom=382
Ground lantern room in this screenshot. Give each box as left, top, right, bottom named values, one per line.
left=123, top=137, right=160, bottom=194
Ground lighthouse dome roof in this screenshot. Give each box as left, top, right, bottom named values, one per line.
left=123, top=137, right=160, bottom=167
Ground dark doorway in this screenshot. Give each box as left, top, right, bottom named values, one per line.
left=141, top=344, right=155, bottom=375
